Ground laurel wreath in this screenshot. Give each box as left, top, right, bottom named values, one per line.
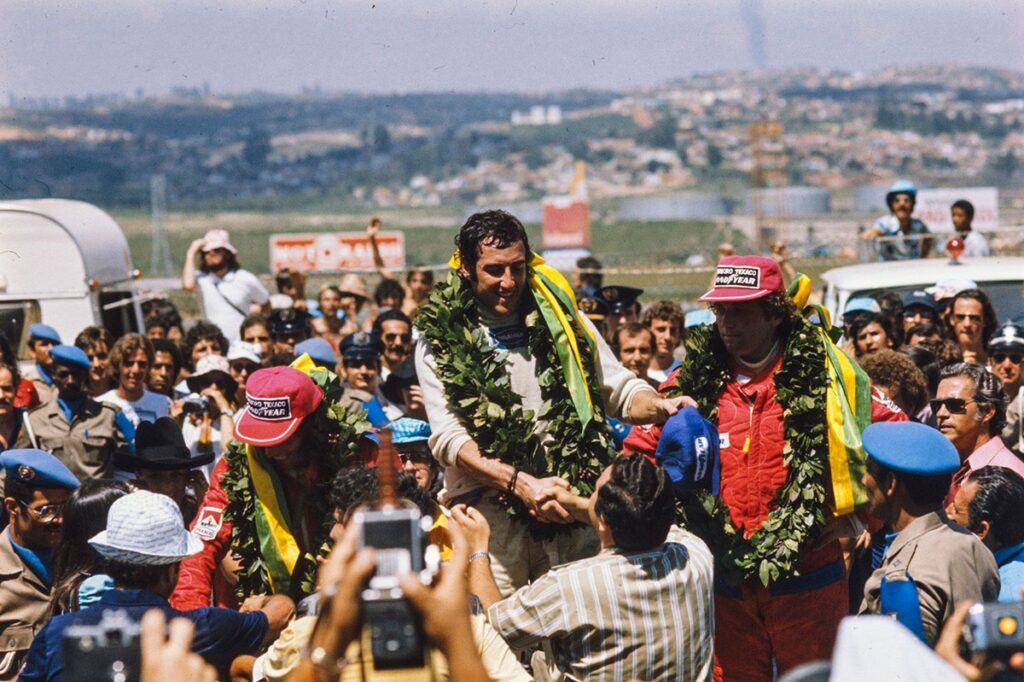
left=416, top=270, right=617, bottom=537
left=222, top=368, right=369, bottom=599
left=672, top=319, right=829, bottom=587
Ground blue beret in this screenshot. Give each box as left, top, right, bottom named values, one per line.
left=294, top=338, right=337, bottom=368
left=862, top=422, right=959, bottom=475
left=340, top=332, right=383, bottom=359
left=389, top=418, right=431, bottom=445
left=1, top=449, right=80, bottom=490
left=49, top=344, right=91, bottom=371
left=28, top=324, right=62, bottom=344
left=655, top=406, right=721, bottom=497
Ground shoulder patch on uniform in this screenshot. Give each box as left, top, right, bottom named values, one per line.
left=192, top=506, right=224, bottom=542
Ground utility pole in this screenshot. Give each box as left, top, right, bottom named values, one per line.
left=149, top=174, right=173, bottom=277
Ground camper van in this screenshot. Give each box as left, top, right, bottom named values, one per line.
left=0, top=199, right=144, bottom=358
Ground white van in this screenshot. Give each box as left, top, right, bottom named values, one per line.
left=0, top=199, right=144, bottom=357
left=821, top=257, right=1024, bottom=323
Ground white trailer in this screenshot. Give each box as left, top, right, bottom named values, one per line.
left=0, top=199, right=144, bottom=357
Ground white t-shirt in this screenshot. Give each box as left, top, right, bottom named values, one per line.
left=961, top=230, right=990, bottom=258
left=98, top=389, right=172, bottom=427
left=196, top=269, right=270, bottom=342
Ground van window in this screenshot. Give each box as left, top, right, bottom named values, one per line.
left=99, top=291, right=141, bottom=340
left=0, top=301, right=42, bottom=361
left=849, top=281, right=1024, bottom=322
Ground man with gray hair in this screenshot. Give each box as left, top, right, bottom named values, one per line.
left=935, top=362, right=1024, bottom=503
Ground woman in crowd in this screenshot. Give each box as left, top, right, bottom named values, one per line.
left=849, top=311, right=898, bottom=358
left=73, top=326, right=116, bottom=398
left=49, top=480, right=132, bottom=614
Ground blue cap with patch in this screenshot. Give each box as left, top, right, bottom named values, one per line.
left=28, top=324, right=62, bottom=344
left=1, top=449, right=80, bottom=490
left=389, top=418, right=431, bottom=445
left=862, top=421, right=959, bottom=475
left=902, top=290, right=938, bottom=313
left=50, top=344, right=91, bottom=372
left=294, top=338, right=337, bottom=368
left=655, top=406, right=721, bottom=497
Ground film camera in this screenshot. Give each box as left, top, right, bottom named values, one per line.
left=62, top=609, right=141, bottom=682
left=964, top=601, right=1024, bottom=665
left=181, top=393, right=210, bottom=415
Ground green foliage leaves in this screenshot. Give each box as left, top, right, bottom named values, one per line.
left=674, top=318, right=829, bottom=588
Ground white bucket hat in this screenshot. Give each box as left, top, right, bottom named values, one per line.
left=227, top=340, right=262, bottom=364
left=89, top=490, right=203, bottom=566
left=201, top=229, right=238, bottom=255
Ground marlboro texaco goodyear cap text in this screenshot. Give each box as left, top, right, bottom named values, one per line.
left=235, top=366, right=324, bottom=447
left=698, top=255, right=784, bottom=303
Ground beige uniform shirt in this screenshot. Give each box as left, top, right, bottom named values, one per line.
left=21, top=368, right=56, bottom=407
left=16, top=397, right=126, bottom=481
left=0, top=531, right=51, bottom=680
left=859, top=511, right=1000, bottom=646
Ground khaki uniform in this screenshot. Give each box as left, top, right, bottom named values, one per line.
left=16, top=398, right=125, bottom=481
left=859, top=511, right=1000, bottom=646
left=0, top=531, right=51, bottom=680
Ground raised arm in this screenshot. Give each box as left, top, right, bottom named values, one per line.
left=181, top=238, right=206, bottom=292
left=367, top=216, right=397, bottom=281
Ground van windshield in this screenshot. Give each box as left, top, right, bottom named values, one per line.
left=849, top=281, right=1024, bottom=322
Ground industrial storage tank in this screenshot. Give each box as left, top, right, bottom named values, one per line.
left=744, top=186, right=830, bottom=216
left=618, top=194, right=731, bottom=221
left=853, top=184, right=895, bottom=213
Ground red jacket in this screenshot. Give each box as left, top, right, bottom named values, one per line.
left=625, top=358, right=905, bottom=573
left=171, top=457, right=238, bottom=611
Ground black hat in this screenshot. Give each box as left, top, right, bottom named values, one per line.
left=597, top=286, right=643, bottom=315
left=114, top=417, right=214, bottom=471
left=340, top=331, right=384, bottom=361
left=267, top=308, right=313, bottom=337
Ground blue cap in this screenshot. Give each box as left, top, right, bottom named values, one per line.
left=844, top=297, right=881, bottom=315
left=655, top=406, right=721, bottom=497
left=340, top=332, right=383, bottom=360
left=1, top=449, right=80, bottom=490
left=902, top=290, right=938, bottom=313
left=388, top=418, right=431, bottom=445
left=887, top=179, right=918, bottom=198
left=28, top=324, right=61, bottom=344
left=294, top=338, right=337, bottom=368
left=684, top=309, right=716, bottom=328
left=862, top=422, right=959, bottom=475
left=49, top=344, right=91, bottom=371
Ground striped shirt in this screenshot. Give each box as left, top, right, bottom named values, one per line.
left=487, top=526, right=714, bottom=682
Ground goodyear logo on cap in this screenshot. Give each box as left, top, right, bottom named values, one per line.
left=714, top=265, right=761, bottom=289
left=246, top=395, right=292, bottom=421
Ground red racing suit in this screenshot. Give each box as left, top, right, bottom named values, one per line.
left=625, top=356, right=905, bottom=680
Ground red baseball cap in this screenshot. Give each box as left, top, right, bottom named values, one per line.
left=235, top=367, right=324, bottom=447
left=699, top=256, right=784, bottom=303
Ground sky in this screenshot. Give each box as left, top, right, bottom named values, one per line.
left=1, top=0, right=1022, bottom=100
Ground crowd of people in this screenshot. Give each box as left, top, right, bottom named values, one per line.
left=0, top=203, right=1022, bottom=682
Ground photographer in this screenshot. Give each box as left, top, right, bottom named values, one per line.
left=180, top=354, right=239, bottom=469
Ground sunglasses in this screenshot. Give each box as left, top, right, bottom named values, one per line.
left=992, top=353, right=1023, bottom=365
left=952, top=313, right=983, bottom=324
left=929, top=397, right=976, bottom=415
left=230, top=362, right=260, bottom=374
left=383, top=332, right=413, bottom=344
left=18, top=500, right=65, bottom=524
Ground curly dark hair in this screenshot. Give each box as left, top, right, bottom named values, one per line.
left=372, top=309, right=412, bottom=335
left=939, top=362, right=1006, bottom=435
left=329, top=466, right=433, bottom=521
left=642, top=300, right=684, bottom=330
left=847, top=312, right=898, bottom=358
left=183, top=320, right=229, bottom=369
left=374, top=279, right=406, bottom=307
left=454, top=210, right=531, bottom=277
left=857, top=349, right=929, bottom=416
left=947, top=289, right=998, bottom=346
left=594, top=456, right=675, bottom=551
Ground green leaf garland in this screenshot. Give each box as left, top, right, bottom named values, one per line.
left=672, top=319, right=829, bottom=587
left=222, top=368, right=370, bottom=599
left=416, top=271, right=617, bottom=537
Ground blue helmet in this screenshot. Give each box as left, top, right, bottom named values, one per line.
left=886, top=180, right=918, bottom=208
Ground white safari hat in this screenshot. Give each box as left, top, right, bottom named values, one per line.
left=89, top=490, right=203, bottom=566
left=201, top=229, right=238, bottom=255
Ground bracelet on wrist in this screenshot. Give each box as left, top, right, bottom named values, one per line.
left=507, top=467, right=520, bottom=495
left=468, top=550, right=490, bottom=564
left=305, top=645, right=348, bottom=675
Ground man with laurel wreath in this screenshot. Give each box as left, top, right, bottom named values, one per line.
left=415, top=210, right=685, bottom=595
left=625, top=255, right=906, bottom=681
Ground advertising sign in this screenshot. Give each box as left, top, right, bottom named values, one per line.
left=270, top=232, right=405, bottom=273
left=914, top=187, right=999, bottom=232
left=541, top=197, right=591, bottom=249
